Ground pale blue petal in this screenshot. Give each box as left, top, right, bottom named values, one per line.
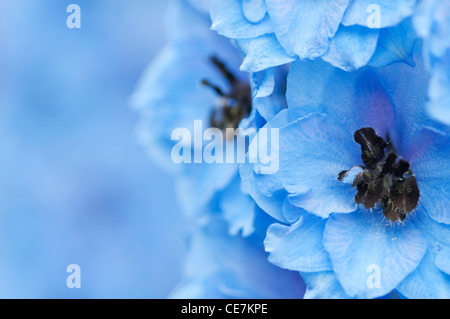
left=374, top=48, right=450, bottom=155
left=396, top=209, right=450, bottom=298
left=342, top=0, right=417, bottom=28
left=252, top=68, right=275, bottom=99
left=210, top=0, right=272, bottom=39
left=218, top=175, right=256, bottom=237
left=264, top=213, right=333, bottom=272
left=243, top=113, right=361, bottom=220
left=286, top=59, right=395, bottom=137
left=301, top=271, right=352, bottom=299
left=368, top=18, right=418, bottom=67
left=403, top=128, right=450, bottom=224
left=265, top=0, right=349, bottom=58
left=238, top=34, right=295, bottom=72
left=322, top=25, right=379, bottom=71
left=411, top=210, right=450, bottom=276
left=323, top=210, right=427, bottom=298
left=242, top=0, right=268, bottom=24
left=239, top=109, right=293, bottom=223
left=251, top=66, right=288, bottom=122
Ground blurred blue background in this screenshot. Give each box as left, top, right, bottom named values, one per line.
left=0, top=0, right=186, bottom=298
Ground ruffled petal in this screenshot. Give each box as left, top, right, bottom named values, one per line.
left=323, top=210, right=427, bottom=298
left=402, top=127, right=450, bottom=224
left=242, top=112, right=361, bottom=220
left=264, top=212, right=333, bottom=272
left=239, top=109, right=293, bottom=223
left=218, top=175, right=256, bottom=237
left=238, top=34, right=295, bottom=73
left=210, top=0, right=272, bottom=39
left=374, top=48, right=450, bottom=155
left=265, top=0, right=349, bottom=58
left=250, top=66, right=289, bottom=122
left=322, top=25, right=379, bottom=71
left=242, top=0, right=268, bottom=24
left=171, top=215, right=306, bottom=298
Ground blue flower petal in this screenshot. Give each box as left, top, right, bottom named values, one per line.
left=322, top=25, right=379, bottom=71
left=342, top=0, right=417, bottom=28
left=242, top=112, right=361, bottom=220
left=264, top=212, right=333, bottom=272
left=265, top=0, right=349, bottom=58
left=251, top=66, right=289, bottom=122
left=368, top=18, right=418, bottom=67
left=396, top=209, right=450, bottom=298
left=240, top=109, right=293, bottom=223
left=242, top=0, right=268, bottom=24
left=210, top=0, right=272, bottom=39
left=218, top=175, right=256, bottom=237
left=301, top=271, right=352, bottom=299
left=286, top=59, right=395, bottom=137
left=323, top=210, right=427, bottom=298
left=436, top=247, right=450, bottom=276
left=238, top=34, right=295, bottom=73
left=374, top=49, right=450, bottom=155
left=402, top=127, right=450, bottom=224
left=252, top=68, right=275, bottom=99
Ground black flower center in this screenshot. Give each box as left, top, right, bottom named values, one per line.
left=338, top=127, right=420, bottom=222
left=201, top=56, right=252, bottom=135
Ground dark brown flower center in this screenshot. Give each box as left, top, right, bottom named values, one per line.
left=338, top=127, right=420, bottom=222
left=201, top=56, right=252, bottom=135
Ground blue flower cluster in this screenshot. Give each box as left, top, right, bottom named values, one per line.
left=133, top=0, right=450, bottom=298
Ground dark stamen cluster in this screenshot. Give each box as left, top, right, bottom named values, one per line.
left=338, top=128, right=420, bottom=222
left=201, top=57, right=252, bottom=135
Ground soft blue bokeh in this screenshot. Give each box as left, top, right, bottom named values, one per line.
left=0, top=0, right=186, bottom=298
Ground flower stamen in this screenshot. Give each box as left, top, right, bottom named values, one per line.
left=201, top=56, right=252, bottom=135
left=338, top=127, right=420, bottom=222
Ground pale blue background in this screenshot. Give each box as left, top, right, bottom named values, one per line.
left=0, top=0, right=186, bottom=298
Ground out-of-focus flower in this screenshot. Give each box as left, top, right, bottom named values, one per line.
left=413, top=0, right=450, bottom=125
left=210, top=0, right=419, bottom=72
left=169, top=210, right=305, bottom=298
left=132, top=0, right=288, bottom=237
left=240, top=51, right=450, bottom=298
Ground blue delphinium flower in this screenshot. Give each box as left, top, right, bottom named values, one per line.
left=413, top=0, right=450, bottom=125
left=210, top=0, right=419, bottom=72
left=240, top=47, right=450, bottom=298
